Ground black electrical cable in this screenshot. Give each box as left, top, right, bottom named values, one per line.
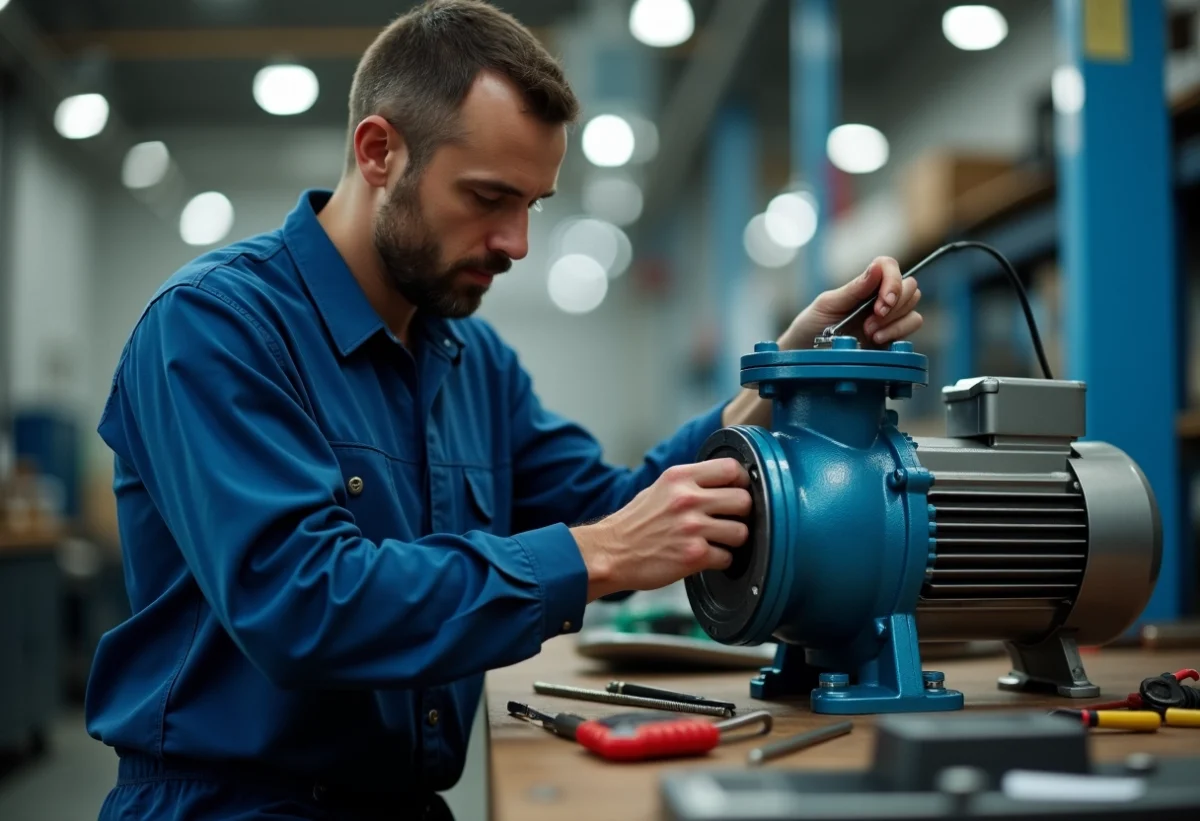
left=822, top=240, right=1055, bottom=380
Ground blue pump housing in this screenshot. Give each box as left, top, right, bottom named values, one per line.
left=685, top=336, right=965, bottom=714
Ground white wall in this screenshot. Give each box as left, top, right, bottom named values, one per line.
left=87, top=126, right=667, bottom=478
left=6, top=104, right=97, bottom=424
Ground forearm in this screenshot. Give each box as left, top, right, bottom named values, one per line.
left=208, top=521, right=586, bottom=690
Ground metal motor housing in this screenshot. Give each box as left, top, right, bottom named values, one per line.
left=685, top=337, right=1161, bottom=715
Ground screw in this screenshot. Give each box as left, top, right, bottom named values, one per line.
left=923, top=671, right=946, bottom=690
left=750, top=585, right=760, bottom=596
left=818, top=673, right=849, bottom=689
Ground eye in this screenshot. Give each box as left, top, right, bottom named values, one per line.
left=473, top=191, right=501, bottom=209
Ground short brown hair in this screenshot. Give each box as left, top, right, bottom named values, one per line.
left=346, top=0, right=579, bottom=173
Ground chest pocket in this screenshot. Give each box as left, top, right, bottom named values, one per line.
left=330, top=444, right=420, bottom=543
left=461, top=465, right=513, bottom=537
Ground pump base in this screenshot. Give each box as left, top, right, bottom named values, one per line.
left=998, top=632, right=1100, bottom=698
left=810, top=683, right=964, bottom=715
left=752, top=614, right=967, bottom=714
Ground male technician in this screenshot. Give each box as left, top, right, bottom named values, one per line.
left=87, top=1, right=922, bottom=818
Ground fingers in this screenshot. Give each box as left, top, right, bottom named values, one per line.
left=863, top=278, right=920, bottom=338
left=703, top=487, right=754, bottom=517
left=681, top=458, right=750, bottom=489
left=705, top=517, right=750, bottom=548
left=702, top=545, right=735, bottom=572
left=869, top=310, right=923, bottom=345
left=872, top=256, right=904, bottom=318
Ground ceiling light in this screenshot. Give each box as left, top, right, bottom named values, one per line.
left=826, top=124, right=889, bottom=174
left=942, top=6, right=1008, bottom=51
left=180, top=192, right=235, bottom=246
left=0, top=1, right=11, bottom=12
left=552, top=217, right=634, bottom=279
left=583, top=175, right=644, bottom=226
left=744, top=213, right=798, bottom=268
left=54, top=93, right=109, bottom=140
left=582, top=114, right=636, bottom=168
left=548, top=254, right=609, bottom=314
left=764, top=191, right=819, bottom=249
left=253, top=64, right=319, bottom=116
left=1052, top=66, right=1085, bottom=115
left=122, top=141, right=171, bottom=190
left=629, top=0, right=695, bottom=48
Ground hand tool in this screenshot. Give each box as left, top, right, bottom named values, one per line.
left=507, top=701, right=771, bottom=762
left=1081, top=668, right=1199, bottom=712
left=1049, top=708, right=1161, bottom=732
left=1163, top=708, right=1200, bottom=727
left=1139, top=668, right=1200, bottom=712
left=747, top=720, right=852, bottom=765
left=532, top=681, right=733, bottom=717
left=606, top=680, right=737, bottom=713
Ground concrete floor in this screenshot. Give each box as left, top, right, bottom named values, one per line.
left=0, top=697, right=490, bottom=821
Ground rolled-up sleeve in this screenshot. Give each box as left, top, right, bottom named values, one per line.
left=99, top=282, right=586, bottom=690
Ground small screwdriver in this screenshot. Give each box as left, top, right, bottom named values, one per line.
left=1050, top=708, right=1161, bottom=732
left=508, top=701, right=771, bottom=762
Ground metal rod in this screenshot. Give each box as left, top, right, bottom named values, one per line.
left=747, top=720, right=853, bottom=765
left=532, top=682, right=734, bottom=717
left=715, top=710, right=773, bottom=739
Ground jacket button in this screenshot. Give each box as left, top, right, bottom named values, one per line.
left=562, top=621, right=572, bottom=632
left=347, top=476, right=364, bottom=496
left=427, top=709, right=440, bottom=727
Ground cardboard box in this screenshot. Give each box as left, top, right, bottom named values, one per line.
left=901, top=152, right=1016, bottom=247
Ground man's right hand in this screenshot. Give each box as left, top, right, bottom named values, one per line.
left=571, top=458, right=752, bottom=601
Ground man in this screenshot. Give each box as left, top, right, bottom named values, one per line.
left=87, top=1, right=922, bottom=818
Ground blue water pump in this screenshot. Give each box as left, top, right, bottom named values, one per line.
left=685, top=335, right=1160, bottom=715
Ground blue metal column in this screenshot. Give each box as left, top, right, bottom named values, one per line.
left=1055, top=0, right=1181, bottom=619
left=943, top=277, right=974, bottom=387
left=708, top=103, right=757, bottom=399
left=794, top=0, right=839, bottom=299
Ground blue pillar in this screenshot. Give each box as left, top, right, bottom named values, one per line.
left=708, top=103, right=757, bottom=399
left=793, top=0, right=839, bottom=300
left=1055, top=0, right=1181, bottom=619
left=942, top=277, right=974, bottom=386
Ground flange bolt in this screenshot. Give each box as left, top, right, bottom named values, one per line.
left=923, top=671, right=946, bottom=691
left=819, top=673, right=850, bottom=689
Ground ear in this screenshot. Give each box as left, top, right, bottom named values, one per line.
left=352, top=115, right=410, bottom=189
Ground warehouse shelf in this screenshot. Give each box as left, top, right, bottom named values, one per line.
left=881, top=84, right=1200, bottom=618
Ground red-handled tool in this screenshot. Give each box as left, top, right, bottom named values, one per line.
left=1083, top=668, right=1199, bottom=711
left=507, top=701, right=772, bottom=762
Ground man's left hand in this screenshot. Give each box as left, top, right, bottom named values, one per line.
left=779, top=256, right=922, bottom=351
left=720, top=256, right=923, bottom=428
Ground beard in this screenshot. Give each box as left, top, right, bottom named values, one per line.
left=373, top=174, right=511, bottom=319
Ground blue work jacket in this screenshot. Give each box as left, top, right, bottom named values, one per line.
left=86, top=190, right=726, bottom=793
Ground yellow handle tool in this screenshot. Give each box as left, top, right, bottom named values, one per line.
left=1051, top=709, right=1161, bottom=732
left=1164, top=708, right=1200, bottom=727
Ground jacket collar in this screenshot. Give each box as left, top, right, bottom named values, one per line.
left=283, top=189, right=465, bottom=360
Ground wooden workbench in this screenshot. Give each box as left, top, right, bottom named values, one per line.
left=486, top=637, right=1199, bottom=821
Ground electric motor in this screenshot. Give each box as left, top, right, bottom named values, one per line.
left=685, top=336, right=1161, bottom=715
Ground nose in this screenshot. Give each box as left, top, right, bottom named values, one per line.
left=488, top=211, right=529, bottom=261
